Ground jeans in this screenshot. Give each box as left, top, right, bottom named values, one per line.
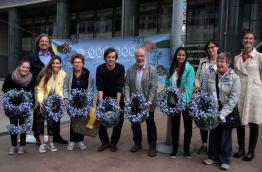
left=208, top=125, right=233, bottom=165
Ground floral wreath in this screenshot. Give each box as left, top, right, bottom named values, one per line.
left=157, top=87, right=184, bottom=116
left=7, top=114, right=32, bottom=134
left=189, top=91, right=220, bottom=130
left=2, top=89, right=33, bottom=119
left=96, top=97, right=120, bottom=128
left=67, top=88, right=93, bottom=118
left=124, top=92, right=148, bottom=124
left=42, top=93, right=65, bottom=122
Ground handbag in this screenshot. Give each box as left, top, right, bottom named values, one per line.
left=215, top=73, right=241, bottom=128
left=72, top=107, right=100, bottom=137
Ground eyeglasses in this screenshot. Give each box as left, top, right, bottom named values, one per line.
left=207, top=46, right=217, bottom=50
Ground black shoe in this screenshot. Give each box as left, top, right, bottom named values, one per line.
left=184, top=151, right=192, bottom=159
left=130, top=145, right=142, bottom=152
left=233, top=149, right=245, bottom=158
left=169, top=152, right=177, bottom=159
left=148, top=148, right=157, bottom=157
left=53, top=136, right=68, bottom=144
left=197, top=145, right=207, bottom=154
left=242, top=153, right=255, bottom=161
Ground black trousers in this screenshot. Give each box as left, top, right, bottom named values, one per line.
left=131, top=111, right=157, bottom=149
left=98, top=112, right=124, bottom=145
left=200, top=129, right=208, bottom=143
left=70, top=119, right=84, bottom=142
left=32, top=107, right=61, bottom=138
left=9, top=118, right=26, bottom=147
left=171, top=110, right=192, bottom=153
left=236, top=123, right=259, bottom=154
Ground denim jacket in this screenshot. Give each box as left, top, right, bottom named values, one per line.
left=203, top=68, right=241, bottom=118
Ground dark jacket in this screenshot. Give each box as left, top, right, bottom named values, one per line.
left=26, top=50, right=55, bottom=86
left=2, top=73, right=34, bottom=93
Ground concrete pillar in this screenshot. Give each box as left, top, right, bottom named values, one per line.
left=225, top=0, right=241, bottom=55
left=217, top=0, right=227, bottom=50
left=121, top=0, right=139, bottom=36
left=57, top=0, right=71, bottom=39
left=8, top=8, right=21, bottom=73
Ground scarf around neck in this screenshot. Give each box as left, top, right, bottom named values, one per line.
left=11, top=68, right=32, bottom=87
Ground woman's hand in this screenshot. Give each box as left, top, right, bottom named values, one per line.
left=63, top=98, right=69, bottom=105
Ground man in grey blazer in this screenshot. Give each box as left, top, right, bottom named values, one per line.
left=124, top=47, right=158, bottom=157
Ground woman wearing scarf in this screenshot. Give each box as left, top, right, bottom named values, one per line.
left=2, top=59, right=34, bottom=155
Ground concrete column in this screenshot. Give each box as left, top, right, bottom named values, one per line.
left=8, top=8, right=21, bottom=73
left=225, top=0, right=241, bottom=55
left=57, top=0, right=71, bottom=39
left=121, top=0, right=139, bottom=36
left=171, top=0, right=187, bottom=55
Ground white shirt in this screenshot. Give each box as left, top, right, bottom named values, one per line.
left=136, top=64, right=146, bottom=93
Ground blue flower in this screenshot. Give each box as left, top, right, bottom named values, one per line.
left=124, top=92, right=149, bottom=124
left=2, top=89, right=33, bottom=118
left=42, top=93, right=65, bottom=122
left=67, top=88, right=93, bottom=118
left=157, top=87, right=184, bottom=116
left=189, top=91, right=220, bottom=130
left=96, top=98, right=120, bottom=128
left=7, top=113, right=32, bottom=134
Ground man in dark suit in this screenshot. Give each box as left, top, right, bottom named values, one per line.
left=27, top=33, right=67, bottom=144
left=124, top=47, right=158, bottom=157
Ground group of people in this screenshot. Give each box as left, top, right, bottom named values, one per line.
left=3, top=29, right=262, bottom=170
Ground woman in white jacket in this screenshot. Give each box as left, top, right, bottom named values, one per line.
left=233, top=29, right=262, bottom=161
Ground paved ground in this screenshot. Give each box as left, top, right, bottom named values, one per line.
left=0, top=80, right=262, bottom=172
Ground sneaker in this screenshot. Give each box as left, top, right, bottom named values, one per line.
left=203, top=159, right=218, bottom=165
left=48, top=143, right=58, bottom=152
left=67, top=142, right=76, bottom=151
left=184, top=152, right=192, bottom=159
left=39, top=144, right=47, bottom=153
left=17, top=146, right=25, bottom=154
left=220, top=164, right=230, bottom=170
left=8, top=146, right=17, bottom=155
left=169, top=152, right=177, bottom=159
left=77, top=142, right=87, bottom=150
left=197, top=145, right=207, bottom=154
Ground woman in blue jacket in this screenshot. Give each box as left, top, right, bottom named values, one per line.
left=166, top=47, right=195, bottom=159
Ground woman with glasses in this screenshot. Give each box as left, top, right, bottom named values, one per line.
left=194, top=39, right=220, bottom=154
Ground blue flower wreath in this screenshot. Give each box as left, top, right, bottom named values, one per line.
left=42, top=93, right=65, bottom=122
left=67, top=88, right=93, bottom=118
left=157, top=87, right=184, bottom=116
left=7, top=114, right=32, bottom=134
left=189, top=91, right=220, bottom=130
left=2, top=89, right=33, bottom=118
left=124, top=92, right=149, bottom=124
left=96, top=97, right=120, bottom=128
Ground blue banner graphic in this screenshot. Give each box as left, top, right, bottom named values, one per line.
left=51, top=34, right=171, bottom=87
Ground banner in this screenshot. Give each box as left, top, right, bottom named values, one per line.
left=51, top=34, right=171, bottom=87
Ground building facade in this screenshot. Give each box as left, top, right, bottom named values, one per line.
left=0, top=0, right=261, bottom=76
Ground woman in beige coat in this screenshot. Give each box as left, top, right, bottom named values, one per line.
left=233, top=29, right=262, bottom=161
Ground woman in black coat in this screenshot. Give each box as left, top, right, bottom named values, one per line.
left=2, top=59, right=34, bottom=155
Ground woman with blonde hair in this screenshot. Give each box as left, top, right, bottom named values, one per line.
left=35, top=55, right=66, bottom=153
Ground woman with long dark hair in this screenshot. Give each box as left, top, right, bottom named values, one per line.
left=194, top=39, right=220, bottom=154
left=233, top=29, right=262, bottom=161
left=35, top=55, right=66, bottom=153
left=165, top=47, right=195, bottom=158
